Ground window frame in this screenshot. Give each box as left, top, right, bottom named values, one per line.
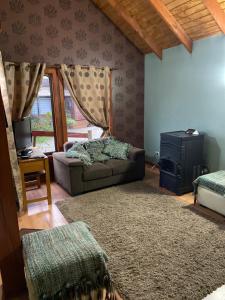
left=32, top=67, right=113, bottom=154
left=31, top=73, right=57, bottom=155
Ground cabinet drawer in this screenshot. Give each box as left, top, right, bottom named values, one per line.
left=19, top=159, right=45, bottom=174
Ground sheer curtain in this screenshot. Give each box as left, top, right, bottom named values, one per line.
left=60, top=64, right=111, bottom=136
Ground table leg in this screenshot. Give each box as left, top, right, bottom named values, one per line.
left=44, top=158, right=52, bottom=205
left=20, top=171, right=28, bottom=211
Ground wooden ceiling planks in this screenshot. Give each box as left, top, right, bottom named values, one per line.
left=163, top=0, right=221, bottom=39
left=147, top=0, right=193, bottom=52
left=93, top=0, right=164, bottom=56
left=92, top=0, right=151, bottom=53
left=92, top=0, right=224, bottom=57
left=203, top=0, right=225, bottom=33
left=118, top=0, right=179, bottom=52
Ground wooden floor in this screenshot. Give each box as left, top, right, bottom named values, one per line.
left=1, top=166, right=224, bottom=299
left=17, top=165, right=225, bottom=230
left=18, top=182, right=69, bottom=230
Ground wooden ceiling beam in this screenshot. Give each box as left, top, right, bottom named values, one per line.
left=103, top=0, right=162, bottom=59
left=147, top=0, right=193, bottom=53
left=203, top=0, right=225, bottom=34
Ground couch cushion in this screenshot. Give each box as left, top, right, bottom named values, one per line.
left=53, top=152, right=84, bottom=167
left=83, top=162, right=112, bottom=181
left=104, top=159, right=136, bottom=175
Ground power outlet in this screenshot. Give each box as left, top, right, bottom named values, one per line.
left=154, top=151, right=160, bottom=162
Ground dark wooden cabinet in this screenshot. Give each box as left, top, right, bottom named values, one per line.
left=159, top=131, right=204, bottom=195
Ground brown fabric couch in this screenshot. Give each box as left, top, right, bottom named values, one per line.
left=53, top=142, right=145, bottom=196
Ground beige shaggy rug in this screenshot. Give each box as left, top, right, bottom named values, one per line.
left=56, top=180, right=225, bottom=300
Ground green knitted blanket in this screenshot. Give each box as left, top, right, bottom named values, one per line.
left=22, top=221, right=112, bottom=299
left=193, top=170, right=225, bottom=196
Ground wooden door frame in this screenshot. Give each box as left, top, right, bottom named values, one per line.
left=56, top=69, right=68, bottom=145
left=45, top=68, right=67, bottom=152
left=0, top=89, right=26, bottom=298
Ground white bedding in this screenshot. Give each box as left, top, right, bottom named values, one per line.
left=197, top=186, right=225, bottom=216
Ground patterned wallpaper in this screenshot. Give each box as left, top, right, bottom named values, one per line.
left=0, top=0, right=144, bottom=147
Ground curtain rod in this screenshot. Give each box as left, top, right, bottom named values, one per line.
left=6, top=62, right=118, bottom=71
left=51, top=64, right=118, bottom=71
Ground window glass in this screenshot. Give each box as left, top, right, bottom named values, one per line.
left=64, top=86, right=103, bottom=142
left=31, top=76, right=56, bottom=153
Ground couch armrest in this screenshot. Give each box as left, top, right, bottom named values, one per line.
left=63, top=142, right=74, bottom=152
left=128, top=147, right=145, bottom=161
left=53, top=152, right=84, bottom=167
left=53, top=152, right=84, bottom=195
left=128, top=147, right=145, bottom=179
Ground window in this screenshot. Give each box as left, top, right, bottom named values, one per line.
left=30, top=67, right=109, bottom=154
left=31, top=75, right=56, bottom=153
left=64, top=86, right=103, bottom=143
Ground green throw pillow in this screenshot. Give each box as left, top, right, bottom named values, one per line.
left=103, top=139, right=131, bottom=160
left=66, top=143, right=92, bottom=166
left=102, top=136, right=114, bottom=145
left=84, top=139, right=110, bottom=162
left=69, top=141, right=86, bottom=150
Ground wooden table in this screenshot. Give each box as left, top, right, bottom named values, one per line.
left=19, top=153, right=52, bottom=211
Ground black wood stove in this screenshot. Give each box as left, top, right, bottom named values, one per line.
left=159, top=131, right=204, bottom=195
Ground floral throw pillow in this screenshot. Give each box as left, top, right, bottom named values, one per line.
left=84, top=140, right=110, bottom=162
left=103, top=139, right=131, bottom=160
left=65, top=143, right=92, bottom=166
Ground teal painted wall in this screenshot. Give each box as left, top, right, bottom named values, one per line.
left=144, top=34, right=225, bottom=171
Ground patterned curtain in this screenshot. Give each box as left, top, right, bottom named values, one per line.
left=4, top=62, right=46, bottom=121
left=60, top=64, right=111, bottom=136
left=0, top=52, right=23, bottom=209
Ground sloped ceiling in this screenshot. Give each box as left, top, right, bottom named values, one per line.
left=92, top=0, right=225, bottom=58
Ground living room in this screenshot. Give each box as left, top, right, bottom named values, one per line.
left=1, top=0, right=225, bottom=299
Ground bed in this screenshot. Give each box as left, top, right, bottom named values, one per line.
left=193, top=171, right=225, bottom=216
